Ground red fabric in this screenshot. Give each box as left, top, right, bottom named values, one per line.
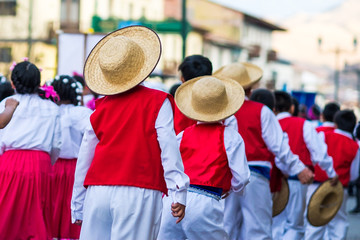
left=270, top=163, right=283, bottom=193
left=278, top=116, right=312, bottom=166
left=314, top=126, right=335, bottom=182
left=174, top=104, right=197, bottom=135
left=316, top=125, right=335, bottom=133
left=325, top=131, right=359, bottom=187
left=234, top=100, right=274, bottom=163
left=51, top=158, right=81, bottom=239
left=85, top=85, right=168, bottom=194
left=180, top=124, right=232, bottom=192
left=0, top=150, right=52, bottom=240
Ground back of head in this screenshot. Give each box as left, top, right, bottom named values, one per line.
left=322, top=102, right=340, bottom=122
left=274, top=90, right=292, bottom=113
left=50, top=75, right=82, bottom=106
left=334, top=109, right=356, bottom=133
left=308, top=104, right=321, bottom=121
left=250, top=88, right=275, bottom=110
left=169, top=82, right=181, bottom=97
left=178, top=55, right=212, bottom=81
left=0, top=77, right=15, bottom=101
left=11, top=61, right=41, bottom=94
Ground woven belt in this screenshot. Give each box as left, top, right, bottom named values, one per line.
left=188, top=186, right=221, bottom=201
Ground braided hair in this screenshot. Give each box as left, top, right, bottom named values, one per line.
left=11, top=61, right=41, bottom=94
left=50, top=75, right=83, bottom=106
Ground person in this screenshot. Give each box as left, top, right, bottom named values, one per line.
left=291, top=97, right=299, bottom=117
left=158, top=75, right=250, bottom=240
left=0, top=60, right=61, bottom=239
left=71, top=26, right=189, bottom=240
left=50, top=75, right=92, bottom=239
left=273, top=90, right=337, bottom=240
left=304, top=110, right=359, bottom=239
left=174, top=54, right=213, bottom=134
left=349, top=121, right=360, bottom=213
left=169, top=82, right=181, bottom=97
left=214, top=62, right=313, bottom=240
left=250, top=88, right=275, bottom=111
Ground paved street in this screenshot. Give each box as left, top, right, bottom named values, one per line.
left=347, top=196, right=360, bottom=240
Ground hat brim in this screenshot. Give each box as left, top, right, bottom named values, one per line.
left=175, top=76, right=245, bottom=122
left=272, top=177, right=289, bottom=217
left=307, top=180, right=343, bottom=227
left=84, top=26, right=161, bottom=95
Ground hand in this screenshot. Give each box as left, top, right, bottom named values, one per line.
left=171, top=202, right=185, bottom=224
left=297, top=167, right=314, bottom=184
left=329, top=175, right=339, bottom=186
left=5, top=98, right=19, bottom=109
left=74, top=219, right=82, bottom=226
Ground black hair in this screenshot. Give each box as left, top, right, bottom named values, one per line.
left=178, top=55, right=212, bottom=81
left=334, top=109, right=356, bottom=133
left=322, top=102, right=340, bottom=122
left=274, top=90, right=293, bottom=113
left=169, top=82, right=181, bottom=97
left=0, top=78, right=15, bottom=101
left=72, top=74, right=85, bottom=88
left=11, top=61, right=41, bottom=94
left=292, top=97, right=299, bottom=116
left=50, top=75, right=82, bottom=106
left=250, top=88, right=275, bottom=110
left=354, top=122, right=360, bottom=140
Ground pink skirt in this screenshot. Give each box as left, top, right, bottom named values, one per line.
left=51, top=158, right=81, bottom=239
left=0, top=150, right=53, bottom=240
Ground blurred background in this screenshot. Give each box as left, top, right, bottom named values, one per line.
left=0, top=0, right=359, bottom=111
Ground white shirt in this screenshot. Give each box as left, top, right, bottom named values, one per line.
left=58, top=104, right=92, bottom=159
left=0, top=94, right=61, bottom=163
left=71, top=98, right=190, bottom=221
left=276, top=112, right=336, bottom=178
left=177, top=121, right=251, bottom=194
left=334, top=129, right=360, bottom=181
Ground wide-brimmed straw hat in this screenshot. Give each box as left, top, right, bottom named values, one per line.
left=213, top=62, right=263, bottom=89
left=84, top=26, right=161, bottom=95
left=272, top=177, right=290, bottom=217
left=175, top=75, right=245, bottom=122
left=307, top=180, right=343, bottom=226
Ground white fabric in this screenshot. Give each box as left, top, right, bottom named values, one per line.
left=58, top=104, right=92, bottom=159
left=158, top=191, right=228, bottom=240
left=0, top=94, right=61, bottom=163
left=80, top=186, right=162, bottom=240
left=224, top=172, right=272, bottom=240
left=71, top=98, right=190, bottom=222
left=277, top=112, right=336, bottom=178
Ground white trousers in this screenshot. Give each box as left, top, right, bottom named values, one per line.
left=80, top=186, right=162, bottom=240
left=224, top=172, right=272, bottom=240
left=273, top=179, right=308, bottom=240
left=158, top=191, right=228, bottom=240
left=305, top=183, right=349, bottom=240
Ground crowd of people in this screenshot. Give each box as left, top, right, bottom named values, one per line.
left=0, top=25, right=359, bottom=240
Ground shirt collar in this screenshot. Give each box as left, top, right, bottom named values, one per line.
left=276, top=112, right=291, bottom=120
left=334, top=129, right=353, bottom=139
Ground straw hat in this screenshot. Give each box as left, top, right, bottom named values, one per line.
left=307, top=180, right=343, bottom=226
left=175, top=75, right=245, bottom=122
left=272, top=177, right=290, bottom=217
left=84, top=26, right=161, bottom=95
left=213, top=62, right=263, bottom=89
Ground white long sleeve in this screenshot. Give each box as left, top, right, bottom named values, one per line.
left=350, top=149, right=360, bottom=182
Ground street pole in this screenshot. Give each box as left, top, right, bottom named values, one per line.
left=27, top=0, right=33, bottom=59
left=181, top=0, right=187, bottom=60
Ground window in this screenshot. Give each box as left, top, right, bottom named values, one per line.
left=0, top=47, right=12, bottom=63
left=0, top=0, right=16, bottom=16
left=60, top=0, right=79, bottom=31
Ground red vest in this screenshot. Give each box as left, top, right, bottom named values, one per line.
left=314, top=126, right=335, bottom=182
left=278, top=116, right=312, bottom=166
left=324, top=131, right=358, bottom=187
left=174, top=104, right=197, bottom=134
left=180, top=124, right=232, bottom=192
left=84, top=86, right=169, bottom=194
left=234, top=100, right=274, bottom=162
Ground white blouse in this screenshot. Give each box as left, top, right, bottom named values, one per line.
left=58, top=104, right=92, bottom=159
left=0, top=94, right=62, bottom=163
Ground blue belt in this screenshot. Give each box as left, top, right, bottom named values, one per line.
left=249, top=166, right=270, bottom=180
left=188, top=185, right=222, bottom=201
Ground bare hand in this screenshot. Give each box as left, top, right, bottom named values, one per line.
left=171, top=202, right=185, bottom=224
left=297, top=167, right=314, bottom=184
left=5, top=98, right=19, bottom=109
left=329, top=175, right=339, bottom=186
left=74, top=219, right=82, bottom=226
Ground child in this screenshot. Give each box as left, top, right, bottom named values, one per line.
left=273, top=90, right=337, bottom=240
left=158, top=75, right=250, bottom=240
left=317, top=102, right=340, bottom=133
left=0, top=60, right=61, bottom=239
left=71, top=26, right=189, bottom=240
left=50, top=75, right=92, bottom=239
left=305, top=110, right=359, bottom=239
